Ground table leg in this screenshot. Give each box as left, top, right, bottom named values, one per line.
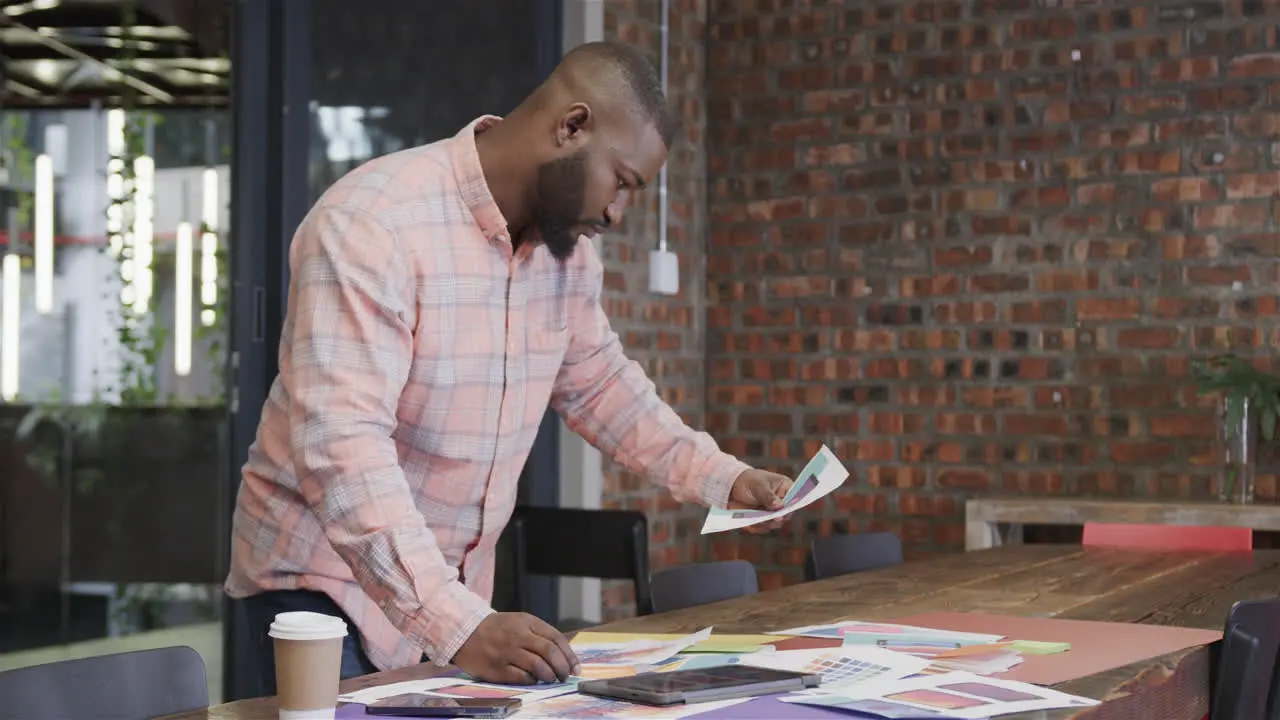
left=965, top=516, right=997, bottom=551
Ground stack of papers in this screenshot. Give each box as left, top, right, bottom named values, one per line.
left=782, top=671, right=1099, bottom=719
left=569, top=627, right=713, bottom=679
left=765, top=620, right=1075, bottom=677
left=772, top=620, right=1004, bottom=648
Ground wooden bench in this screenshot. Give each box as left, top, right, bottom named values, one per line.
left=966, top=497, right=1280, bottom=551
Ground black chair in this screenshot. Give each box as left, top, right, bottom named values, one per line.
left=0, top=645, right=208, bottom=719
left=1211, top=596, right=1280, bottom=720
left=508, top=507, right=652, bottom=629
left=651, top=560, right=759, bottom=613
left=804, top=531, right=904, bottom=581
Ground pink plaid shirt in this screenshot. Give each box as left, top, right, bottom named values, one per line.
left=226, top=116, right=748, bottom=672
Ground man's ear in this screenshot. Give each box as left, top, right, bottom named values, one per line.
left=555, top=103, right=592, bottom=147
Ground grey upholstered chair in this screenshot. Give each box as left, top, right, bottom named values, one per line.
left=651, top=559, right=759, bottom=613
left=0, top=645, right=208, bottom=719
left=805, top=531, right=904, bottom=581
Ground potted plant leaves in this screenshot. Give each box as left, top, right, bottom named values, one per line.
left=1192, top=354, right=1280, bottom=503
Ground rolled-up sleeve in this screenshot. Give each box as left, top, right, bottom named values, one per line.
left=287, top=204, right=492, bottom=665
left=550, top=246, right=748, bottom=508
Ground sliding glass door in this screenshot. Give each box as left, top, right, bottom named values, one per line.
left=225, top=0, right=563, bottom=701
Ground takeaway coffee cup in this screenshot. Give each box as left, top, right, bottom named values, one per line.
left=269, top=611, right=348, bottom=720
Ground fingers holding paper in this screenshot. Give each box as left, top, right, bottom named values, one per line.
left=728, top=469, right=795, bottom=534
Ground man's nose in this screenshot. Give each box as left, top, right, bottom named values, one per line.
left=604, top=202, right=623, bottom=229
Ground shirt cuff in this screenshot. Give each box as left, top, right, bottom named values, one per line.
left=701, top=455, right=752, bottom=509
left=414, top=581, right=495, bottom=668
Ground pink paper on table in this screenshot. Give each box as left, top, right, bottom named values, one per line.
left=891, top=612, right=1222, bottom=685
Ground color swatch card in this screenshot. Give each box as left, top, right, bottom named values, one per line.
left=700, top=445, right=848, bottom=534
left=740, top=645, right=929, bottom=695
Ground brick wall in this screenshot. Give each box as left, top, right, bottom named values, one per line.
left=600, top=0, right=711, bottom=618
left=704, top=0, right=1280, bottom=586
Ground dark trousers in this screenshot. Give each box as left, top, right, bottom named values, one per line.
left=236, top=589, right=380, bottom=699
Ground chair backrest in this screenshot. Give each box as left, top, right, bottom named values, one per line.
left=1211, top=597, right=1280, bottom=720
left=1081, top=523, right=1253, bottom=551
left=0, top=645, right=208, bottom=719
left=509, top=506, right=653, bottom=616
left=805, top=531, right=904, bottom=581
left=650, top=560, right=759, bottom=613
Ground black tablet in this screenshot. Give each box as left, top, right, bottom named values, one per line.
left=576, top=664, right=822, bottom=706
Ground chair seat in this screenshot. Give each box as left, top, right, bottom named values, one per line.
left=555, top=617, right=598, bottom=633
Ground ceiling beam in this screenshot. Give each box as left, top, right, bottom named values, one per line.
left=0, top=14, right=174, bottom=103
left=138, top=0, right=226, bottom=56
left=3, top=39, right=203, bottom=62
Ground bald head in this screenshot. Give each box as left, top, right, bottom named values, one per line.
left=538, top=41, right=679, bottom=148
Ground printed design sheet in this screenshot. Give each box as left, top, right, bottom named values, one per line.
left=782, top=671, right=1100, bottom=719
left=701, top=445, right=848, bottom=534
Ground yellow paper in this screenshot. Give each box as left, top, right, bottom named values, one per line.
left=571, top=632, right=784, bottom=652
left=1010, top=640, right=1071, bottom=655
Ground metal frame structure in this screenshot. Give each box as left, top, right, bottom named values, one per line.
left=222, top=0, right=309, bottom=701
left=0, top=0, right=228, bottom=109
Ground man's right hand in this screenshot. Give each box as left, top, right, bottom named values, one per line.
left=452, top=612, right=581, bottom=685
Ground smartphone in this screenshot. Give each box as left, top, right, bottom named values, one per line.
left=364, top=693, right=522, bottom=718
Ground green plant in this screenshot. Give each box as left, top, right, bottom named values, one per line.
left=1192, top=354, right=1280, bottom=442
left=3, top=114, right=35, bottom=227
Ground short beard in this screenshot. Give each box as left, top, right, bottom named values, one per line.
left=532, top=150, right=589, bottom=262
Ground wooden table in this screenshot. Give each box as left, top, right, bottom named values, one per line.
left=965, top=497, right=1280, bottom=550
left=168, top=545, right=1280, bottom=720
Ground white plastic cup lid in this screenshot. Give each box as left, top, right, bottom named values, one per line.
left=268, top=611, right=348, bottom=641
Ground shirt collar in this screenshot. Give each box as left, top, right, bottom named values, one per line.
left=448, top=115, right=510, bottom=242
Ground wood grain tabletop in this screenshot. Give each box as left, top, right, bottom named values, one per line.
left=166, top=545, right=1280, bottom=720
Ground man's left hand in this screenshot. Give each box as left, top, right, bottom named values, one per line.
left=728, top=469, right=795, bottom=534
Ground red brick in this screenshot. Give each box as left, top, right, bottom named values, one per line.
left=1121, top=92, right=1185, bottom=116
left=1076, top=297, right=1141, bottom=321
left=1186, top=265, right=1251, bottom=285
left=1035, top=270, right=1099, bottom=293
left=803, top=140, right=865, bottom=163
left=1152, top=57, right=1219, bottom=83
left=1194, top=203, right=1270, bottom=229
left=1116, top=327, right=1182, bottom=350
left=1226, top=171, right=1280, bottom=198
left=1117, top=150, right=1181, bottom=174
left=936, top=470, right=992, bottom=491
left=1228, top=53, right=1280, bottom=78
left=1151, top=177, right=1220, bottom=202
left=1005, top=414, right=1069, bottom=436
left=1111, top=442, right=1177, bottom=465
left=1151, top=414, right=1216, bottom=438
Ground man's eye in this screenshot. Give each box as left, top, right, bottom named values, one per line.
left=617, top=178, right=628, bottom=189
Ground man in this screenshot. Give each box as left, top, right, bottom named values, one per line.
left=226, top=41, right=794, bottom=692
